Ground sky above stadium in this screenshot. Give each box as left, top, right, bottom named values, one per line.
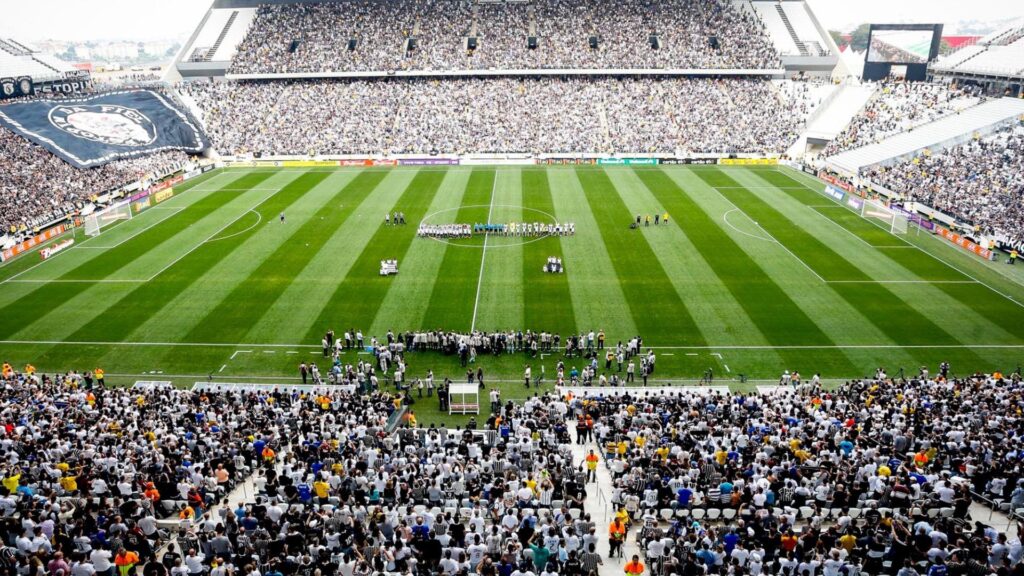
left=0, top=0, right=1019, bottom=42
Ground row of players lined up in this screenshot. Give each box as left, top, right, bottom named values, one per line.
left=417, top=222, right=576, bottom=238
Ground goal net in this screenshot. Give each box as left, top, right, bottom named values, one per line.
left=84, top=203, right=132, bottom=237
left=860, top=198, right=908, bottom=235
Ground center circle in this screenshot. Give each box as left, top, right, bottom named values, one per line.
left=418, top=204, right=560, bottom=248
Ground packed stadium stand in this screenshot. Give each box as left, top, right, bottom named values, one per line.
left=180, top=77, right=819, bottom=156
left=866, top=122, right=1024, bottom=248
left=0, top=363, right=1021, bottom=576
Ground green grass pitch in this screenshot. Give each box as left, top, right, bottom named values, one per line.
left=3, top=164, right=1024, bottom=415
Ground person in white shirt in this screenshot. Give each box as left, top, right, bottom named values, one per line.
left=90, top=548, right=113, bottom=576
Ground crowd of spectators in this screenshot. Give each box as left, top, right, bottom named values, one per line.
left=182, top=77, right=811, bottom=157
left=866, top=122, right=1024, bottom=248
left=823, top=81, right=983, bottom=157
left=227, top=0, right=781, bottom=74
left=1, top=358, right=1022, bottom=576
left=0, top=131, right=193, bottom=236
left=575, top=369, right=1024, bottom=575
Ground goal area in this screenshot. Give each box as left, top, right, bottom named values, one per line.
left=860, top=198, right=908, bottom=235
left=84, top=203, right=132, bottom=237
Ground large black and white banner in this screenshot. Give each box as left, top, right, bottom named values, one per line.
left=0, top=89, right=208, bottom=168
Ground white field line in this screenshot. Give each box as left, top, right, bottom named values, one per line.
left=229, top=350, right=253, bottom=360
left=205, top=209, right=262, bottom=243
left=470, top=173, right=498, bottom=332
left=6, top=339, right=1024, bottom=350
left=722, top=209, right=774, bottom=242
left=3, top=279, right=146, bottom=284
left=194, top=188, right=284, bottom=192
left=805, top=204, right=910, bottom=250
left=705, top=185, right=826, bottom=283
left=778, top=168, right=1024, bottom=309
left=75, top=207, right=186, bottom=250
left=826, top=280, right=979, bottom=284
left=144, top=186, right=286, bottom=282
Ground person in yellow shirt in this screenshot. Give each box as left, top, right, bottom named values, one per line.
left=60, top=473, right=78, bottom=493
left=1, top=362, right=12, bottom=378
left=616, top=439, right=628, bottom=457
left=23, top=364, right=35, bottom=376
left=2, top=471, right=21, bottom=493
left=313, top=479, right=330, bottom=502
left=95, top=368, right=105, bottom=387
left=715, top=448, right=728, bottom=465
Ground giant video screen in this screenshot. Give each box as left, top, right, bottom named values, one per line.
left=866, top=26, right=941, bottom=64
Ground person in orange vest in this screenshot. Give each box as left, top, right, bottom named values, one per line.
left=585, top=449, right=599, bottom=483
left=143, top=482, right=160, bottom=502
left=624, top=555, right=645, bottom=576
left=95, top=368, right=105, bottom=387
left=23, top=364, right=35, bottom=377
left=261, top=444, right=276, bottom=467
left=114, top=547, right=139, bottom=576
left=1, top=362, right=12, bottom=378
left=609, top=517, right=627, bottom=559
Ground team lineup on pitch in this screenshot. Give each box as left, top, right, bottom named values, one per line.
left=1, top=164, right=1024, bottom=394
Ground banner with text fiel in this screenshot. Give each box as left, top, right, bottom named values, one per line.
left=0, top=89, right=208, bottom=169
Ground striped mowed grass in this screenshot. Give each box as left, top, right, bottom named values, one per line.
left=2, top=164, right=1024, bottom=394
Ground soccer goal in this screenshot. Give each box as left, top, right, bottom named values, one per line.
left=83, top=202, right=132, bottom=237
left=860, top=198, right=908, bottom=235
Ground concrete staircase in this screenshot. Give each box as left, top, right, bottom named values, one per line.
left=775, top=4, right=809, bottom=56
left=203, top=11, right=239, bottom=62
left=786, top=82, right=876, bottom=159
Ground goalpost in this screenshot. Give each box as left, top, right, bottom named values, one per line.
left=83, top=202, right=132, bottom=237
left=860, top=198, right=908, bottom=235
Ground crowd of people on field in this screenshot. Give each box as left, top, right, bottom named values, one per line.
left=181, top=77, right=809, bottom=157
left=866, top=122, right=1024, bottom=249
left=227, top=0, right=780, bottom=75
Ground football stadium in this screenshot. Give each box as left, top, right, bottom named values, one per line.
left=1, top=1, right=1023, bottom=575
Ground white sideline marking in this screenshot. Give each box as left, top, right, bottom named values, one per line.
left=685, top=353, right=698, bottom=356
left=661, top=353, right=674, bottom=356
left=262, top=350, right=276, bottom=354
left=827, top=280, right=979, bottom=284
left=724, top=364, right=731, bottom=373
left=470, top=173, right=498, bottom=332
left=229, top=350, right=252, bottom=360
left=218, top=364, right=227, bottom=373
left=144, top=186, right=286, bottom=282
left=3, top=279, right=146, bottom=284
left=286, top=351, right=299, bottom=354
left=710, top=353, right=723, bottom=359
left=781, top=168, right=1024, bottom=309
